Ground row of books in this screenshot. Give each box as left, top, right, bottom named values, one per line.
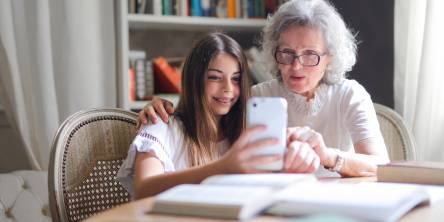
left=128, top=50, right=182, bottom=101
left=128, top=0, right=288, bottom=18
left=128, top=47, right=274, bottom=101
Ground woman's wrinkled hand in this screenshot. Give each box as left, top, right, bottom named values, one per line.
left=137, top=97, right=175, bottom=128
left=283, top=139, right=320, bottom=173
left=287, top=126, right=333, bottom=167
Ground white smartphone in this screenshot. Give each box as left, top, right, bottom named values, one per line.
left=247, top=97, right=288, bottom=171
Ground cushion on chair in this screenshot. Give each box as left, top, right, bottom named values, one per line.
left=0, top=170, right=51, bottom=222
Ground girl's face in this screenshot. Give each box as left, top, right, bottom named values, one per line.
left=205, top=52, right=241, bottom=118
left=277, top=25, right=332, bottom=99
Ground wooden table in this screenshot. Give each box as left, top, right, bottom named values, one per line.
left=84, top=177, right=444, bottom=222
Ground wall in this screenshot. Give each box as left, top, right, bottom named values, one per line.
left=332, top=0, right=394, bottom=108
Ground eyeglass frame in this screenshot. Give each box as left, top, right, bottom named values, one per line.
left=274, top=48, right=327, bottom=67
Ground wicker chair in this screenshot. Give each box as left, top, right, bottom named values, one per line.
left=48, top=108, right=138, bottom=222
left=374, top=103, right=416, bottom=161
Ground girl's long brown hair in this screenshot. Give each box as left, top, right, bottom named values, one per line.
left=174, top=33, right=251, bottom=167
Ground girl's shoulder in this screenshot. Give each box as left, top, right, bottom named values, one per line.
left=137, top=115, right=184, bottom=141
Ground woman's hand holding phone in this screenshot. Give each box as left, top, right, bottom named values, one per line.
left=215, top=125, right=283, bottom=174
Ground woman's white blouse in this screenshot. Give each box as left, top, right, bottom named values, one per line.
left=116, top=117, right=229, bottom=198
left=252, top=79, right=384, bottom=153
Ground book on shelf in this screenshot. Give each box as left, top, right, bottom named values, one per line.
left=137, top=0, right=147, bottom=14
left=128, top=0, right=279, bottom=18
left=128, top=68, right=136, bottom=101
left=150, top=173, right=316, bottom=220
left=128, top=50, right=145, bottom=101
left=144, top=60, right=155, bottom=98
left=153, top=0, right=162, bottom=15
left=150, top=174, right=429, bottom=221
left=377, top=161, right=444, bottom=185
left=153, top=57, right=182, bottom=94
left=178, top=0, right=189, bottom=16
left=128, top=50, right=155, bottom=101
left=227, top=0, right=236, bottom=18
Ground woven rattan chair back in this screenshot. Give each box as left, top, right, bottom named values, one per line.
left=374, top=103, right=416, bottom=161
left=49, top=108, right=138, bottom=222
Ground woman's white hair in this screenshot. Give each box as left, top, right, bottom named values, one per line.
left=261, top=0, right=357, bottom=84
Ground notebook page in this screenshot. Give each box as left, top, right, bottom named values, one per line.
left=156, top=184, right=273, bottom=206
left=202, top=173, right=316, bottom=189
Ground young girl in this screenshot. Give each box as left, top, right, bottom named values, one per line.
left=117, top=33, right=296, bottom=199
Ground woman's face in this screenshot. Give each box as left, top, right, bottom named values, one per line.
left=205, top=52, right=241, bottom=118
left=276, top=25, right=331, bottom=99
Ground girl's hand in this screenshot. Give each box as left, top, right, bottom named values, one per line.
left=137, top=97, right=175, bottom=128
left=287, top=126, right=333, bottom=168
left=216, top=125, right=282, bottom=174
left=283, top=140, right=320, bottom=173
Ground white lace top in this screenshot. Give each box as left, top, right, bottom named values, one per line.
left=116, top=116, right=230, bottom=198
left=252, top=79, right=384, bottom=152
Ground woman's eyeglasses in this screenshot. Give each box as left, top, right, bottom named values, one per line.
left=274, top=49, right=326, bottom=66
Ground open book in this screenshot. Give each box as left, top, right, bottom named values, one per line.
left=150, top=174, right=429, bottom=221
left=149, top=173, right=316, bottom=220
left=268, top=182, right=429, bottom=222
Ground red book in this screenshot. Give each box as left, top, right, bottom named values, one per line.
left=153, top=57, right=181, bottom=93
left=128, top=67, right=136, bottom=101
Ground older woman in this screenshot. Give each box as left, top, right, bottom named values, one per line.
left=139, top=0, right=389, bottom=177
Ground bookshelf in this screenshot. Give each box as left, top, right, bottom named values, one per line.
left=115, top=1, right=267, bottom=111
left=128, top=14, right=266, bottom=31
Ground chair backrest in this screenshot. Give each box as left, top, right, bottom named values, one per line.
left=48, top=108, right=138, bottom=222
left=374, top=103, right=416, bottom=161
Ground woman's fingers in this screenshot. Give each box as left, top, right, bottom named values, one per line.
left=137, top=106, right=153, bottom=127
left=289, top=142, right=309, bottom=171
left=284, top=141, right=302, bottom=171
left=300, top=148, right=320, bottom=173
left=287, top=126, right=312, bottom=142
left=138, top=98, right=176, bottom=127
left=164, top=100, right=175, bottom=114
left=286, top=127, right=302, bottom=142
left=153, top=100, right=170, bottom=123
left=284, top=141, right=320, bottom=173
left=284, top=144, right=297, bottom=169
left=305, top=131, right=323, bottom=151
left=294, top=152, right=313, bottom=172
left=310, top=155, right=321, bottom=172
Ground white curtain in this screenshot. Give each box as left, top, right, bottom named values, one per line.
left=0, top=0, right=117, bottom=170
left=394, top=0, right=444, bottom=161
